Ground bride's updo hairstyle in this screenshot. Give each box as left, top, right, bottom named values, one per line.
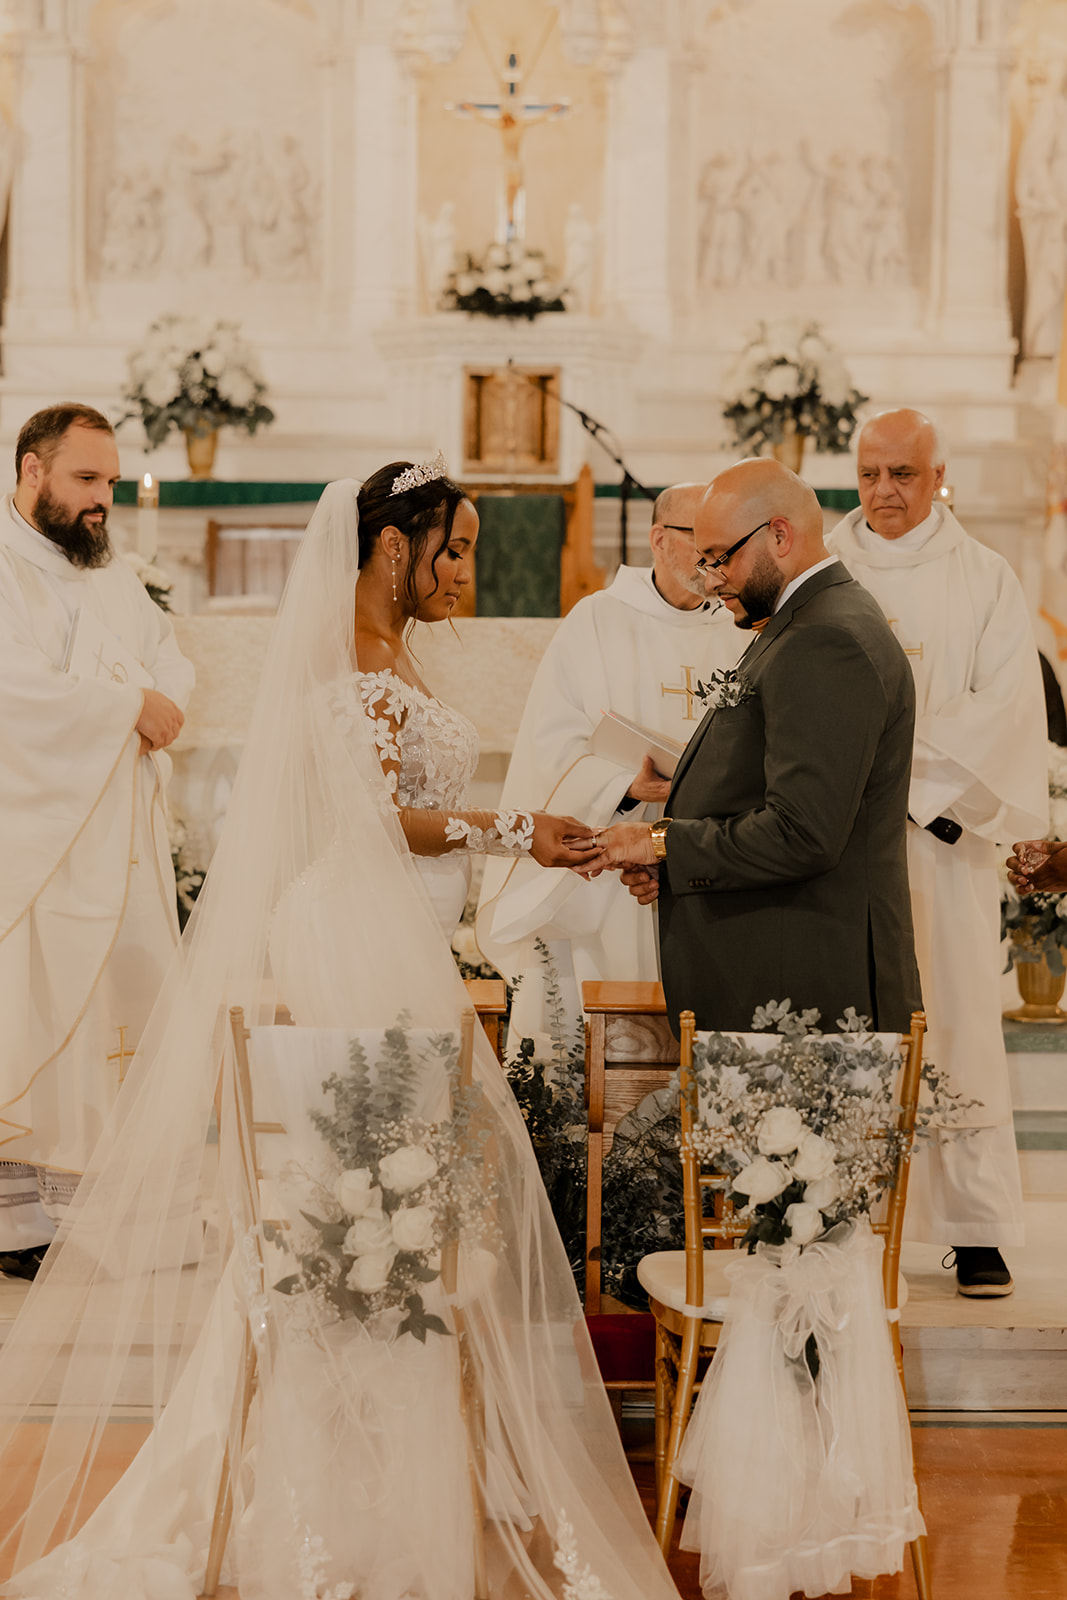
left=357, top=461, right=468, bottom=615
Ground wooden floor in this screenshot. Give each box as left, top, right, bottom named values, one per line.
left=624, top=1413, right=1067, bottom=1600
left=2, top=1410, right=1064, bottom=1598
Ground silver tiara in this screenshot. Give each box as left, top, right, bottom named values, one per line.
left=390, top=451, right=450, bottom=497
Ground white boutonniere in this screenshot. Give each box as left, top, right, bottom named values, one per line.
left=695, top=667, right=755, bottom=710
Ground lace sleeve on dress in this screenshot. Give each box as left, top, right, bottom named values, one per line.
left=353, top=672, right=407, bottom=798
left=443, top=808, right=535, bottom=857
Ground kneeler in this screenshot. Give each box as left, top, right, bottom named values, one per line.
left=201, top=1007, right=487, bottom=1599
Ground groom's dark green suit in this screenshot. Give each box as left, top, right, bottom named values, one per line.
left=658, top=561, right=921, bottom=1032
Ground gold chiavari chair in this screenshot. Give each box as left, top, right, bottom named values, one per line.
left=638, top=1009, right=931, bottom=1600
left=201, top=1007, right=484, bottom=1597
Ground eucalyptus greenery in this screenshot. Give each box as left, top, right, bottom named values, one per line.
left=504, top=942, right=588, bottom=1293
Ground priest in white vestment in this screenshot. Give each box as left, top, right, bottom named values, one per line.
left=477, top=483, right=744, bottom=1048
left=0, top=405, right=194, bottom=1271
left=827, top=410, right=1047, bottom=1296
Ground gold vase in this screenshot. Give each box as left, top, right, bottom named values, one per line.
left=1003, top=947, right=1067, bottom=1023
left=771, top=422, right=806, bottom=475
left=184, top=426, right=219, bottom=481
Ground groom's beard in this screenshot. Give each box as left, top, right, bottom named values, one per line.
left=34, top=483, right=112, bottom=569
left=735, top=550, right=783, bottom=624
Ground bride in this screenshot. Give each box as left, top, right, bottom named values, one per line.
left=0, top=471, right=676, bottom=1600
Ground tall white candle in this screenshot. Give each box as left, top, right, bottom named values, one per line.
left=137, top=472, right=159, bottom=561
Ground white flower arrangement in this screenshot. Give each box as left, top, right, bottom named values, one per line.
left=721, top=319, right=866, bottom=456
left=688, top=1000, right=974, bottom=1252
left=272, top=1025, right=494, bottom=1342
left=122, top=548, right=174, bottom=612
left=121, top=313, right=274, bottom=449
left=443, top=240, right=565, bottom=321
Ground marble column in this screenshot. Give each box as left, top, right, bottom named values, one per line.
left=349, top=33, right=419, bottom=327
left=5, top=5, right=84, bottom=336
left=602, top=43, right=682, bottom=340
left=928, top=1, right=1015, bottom=351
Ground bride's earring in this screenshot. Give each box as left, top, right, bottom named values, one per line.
left=391, top=557, right=398, bottom=603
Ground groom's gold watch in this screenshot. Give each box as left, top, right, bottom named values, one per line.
left=649, top=818, right=672, bottom=860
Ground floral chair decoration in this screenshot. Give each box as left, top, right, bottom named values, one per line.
left=637, top=1005, right=936, bottom=1600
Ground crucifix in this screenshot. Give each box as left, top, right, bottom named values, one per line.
left=449, top=52, right=569, bottom=242
left=661, top=666, right=702, bottom=722
left=107, top=1024, right=136, bottom=1084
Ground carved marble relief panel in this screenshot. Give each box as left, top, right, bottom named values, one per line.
left=692, top=0, right=934, bottom=309
left=86, top=0, right=322, bottom=289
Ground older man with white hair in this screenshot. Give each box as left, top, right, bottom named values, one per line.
left=477, top=482, right=743, bottom=1047
left=827, top=408, right=1047, bottom=1296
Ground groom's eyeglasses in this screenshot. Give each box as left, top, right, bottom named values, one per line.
left=660, top=524, right=694, bottom=533
left=696, top=520, right=772, bottom=574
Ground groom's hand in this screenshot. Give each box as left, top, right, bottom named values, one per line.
left=622, top=864, right=660, bottom=904
left=593, top=821, right=658, bottom=868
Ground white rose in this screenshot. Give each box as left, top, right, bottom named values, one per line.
left=817, top=357, right=849, bottom=407
left=344, top=1213, right=394, bottom=1256
left=218, top=372, right=256, bottom=409
left=201, top=346, right=224, bottom=377
left=455, top=272, right=476, bottom=296
left=378, top=1145, right=438, bottom=1194
left=346, top=1248, right=395, bottom=1294
left=732, top=1155, right=790, bottom=1205
left=803, top=1171, right=841, bottom=1210
left=756, top=1106, right=805, bottom=1157
left=784, top=1202, right=824, bottom=1245
left=143, top=368, right=178, bottom=408
left=762, top=363, right=800, bottom=401
left=791, top=1131, right=837, bottom=1182
left=334, top=1168, right=381, bottom=1217
left=391, top=1204, right=436, bottom=1253
left=483, top=269, right=509, bottom=296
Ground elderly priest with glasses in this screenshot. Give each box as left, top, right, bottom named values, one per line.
left=592, top=456, right=922, bottom=1047
left=477, top=482, right=742, bottom=1048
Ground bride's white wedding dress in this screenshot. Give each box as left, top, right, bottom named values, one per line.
left=0, top=483, right=675, bottom=1600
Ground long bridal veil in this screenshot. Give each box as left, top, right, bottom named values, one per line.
left=0, top=481, right=676, bottom=1600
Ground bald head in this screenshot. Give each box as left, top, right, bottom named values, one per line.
left=649, top=481, right=709, bottom=610
left=695, top=458, right=828, bottom=626
left=856, top=409, right=946, bottom=540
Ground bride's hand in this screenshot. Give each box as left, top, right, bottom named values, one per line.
left=530, top=813, right=600, bottom=868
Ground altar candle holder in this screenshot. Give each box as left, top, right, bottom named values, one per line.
left=137, top=472, right=159, bottom=561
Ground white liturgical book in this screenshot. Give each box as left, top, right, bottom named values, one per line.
left=63, top=607, right=153, bottom=690
left=589, top=710, right=686, bottom=779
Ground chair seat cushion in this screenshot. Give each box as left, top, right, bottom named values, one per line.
left=636, top=1250, right=734, bottom=1320
left=636, top=1248, right=910, bottom=1320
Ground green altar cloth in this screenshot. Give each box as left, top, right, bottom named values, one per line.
left=474, top=495, right=565, bottom=617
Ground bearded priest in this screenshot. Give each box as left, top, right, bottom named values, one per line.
left=477, top=482, right=743, bottom=1048
left=827, top=409, right=1047, bottom=1298
left=0, top=404, right=194, bottom=1278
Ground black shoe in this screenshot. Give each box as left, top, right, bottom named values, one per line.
left=0, top=1245, right=48, bottom=1281
left=943, top=1245, right=1014, bottom=1298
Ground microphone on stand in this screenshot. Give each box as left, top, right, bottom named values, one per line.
left=505, top=359, right=654, bottom=565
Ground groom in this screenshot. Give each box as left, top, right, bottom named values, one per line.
left=594, top=459, right=921, bottom=1033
